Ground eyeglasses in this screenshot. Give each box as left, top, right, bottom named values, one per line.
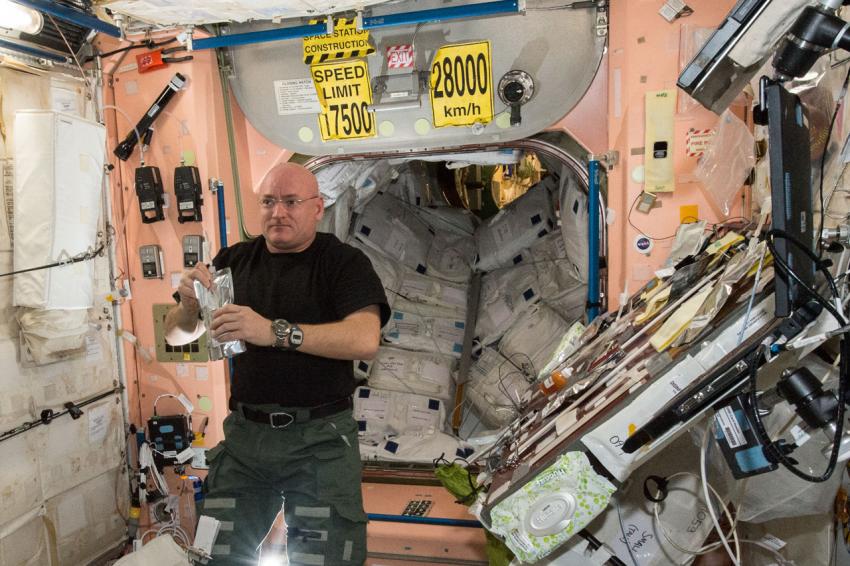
left=259, top=195, right=320, bottom=210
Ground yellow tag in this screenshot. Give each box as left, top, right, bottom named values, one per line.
left=311, top=59, right=376, bottom=141
left=680, top=205, right=699, bottom=224
left=302, top=18, right=374, bottom=64
left=430, top=41, right=494, bottom=128
left=183, top=353, right=191, bottom=361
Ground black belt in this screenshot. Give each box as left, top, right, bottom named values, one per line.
left=231, top=397, right=352, bottom=428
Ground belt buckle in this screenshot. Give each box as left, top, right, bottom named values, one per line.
left=269, top=411, right=294, bottom=429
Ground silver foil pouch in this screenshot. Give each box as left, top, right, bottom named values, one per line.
left=194, top=267, right=247, bottom=360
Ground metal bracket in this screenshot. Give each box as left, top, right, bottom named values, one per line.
left=595, top=1, right=609, bottom=37
left=589, top=150, right=619, bottom=170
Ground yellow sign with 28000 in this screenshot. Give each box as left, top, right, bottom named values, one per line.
left=430, top=41, right=494, bottom=128
left=311, top=59, right=376, bottom=141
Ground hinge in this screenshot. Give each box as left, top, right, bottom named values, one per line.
left=589, top=150, right=619, bottom=170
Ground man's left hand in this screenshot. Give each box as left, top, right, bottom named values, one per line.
left=211, top=304, right=273, bottom=347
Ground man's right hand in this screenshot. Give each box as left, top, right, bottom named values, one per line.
left=177, top=263, right=213, bottom=313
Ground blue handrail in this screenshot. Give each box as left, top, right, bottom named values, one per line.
left=587, top=159, right=601, bottom=321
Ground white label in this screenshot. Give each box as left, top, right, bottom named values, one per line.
left=715, top=406, right=746, bottom=449
left=790, top=425, right=811, bottom=447
left=88, top=404, right=109, bottom=444
left=760, top=533, right=786, bottom=551
left=274, top=79, right=322, bottom=116
left=195, top=366, right=209, bottom=381
left=175, top=363, right=189, bottom=377
left=507, top=529, right=534, bottom=554
left=400, top=276, right=429, bottom=297
left=85, top=334, right=102, bottom=362
left=170, top=272, right=181, bottom=289
left=377, top=356, right=406, bottom=377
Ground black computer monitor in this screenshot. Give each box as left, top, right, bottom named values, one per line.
left=678, top=0, right=783, bottom=114
left=766, top=80, right=815, bottom=317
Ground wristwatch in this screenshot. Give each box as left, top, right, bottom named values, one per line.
left=271, top=319, right=303, bottom=350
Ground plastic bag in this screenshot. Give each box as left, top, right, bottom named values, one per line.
left=195, top=267, right=246, bottom=360
left=694, top=110, right=755, bottom=216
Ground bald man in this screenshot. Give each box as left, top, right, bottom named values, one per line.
left=165, top=162, right=389, bottom=565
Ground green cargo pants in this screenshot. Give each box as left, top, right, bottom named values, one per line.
left=200, top=405, right=367, bottom=566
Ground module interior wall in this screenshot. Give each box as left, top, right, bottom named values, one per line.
left=606, top=0, right=747, bottom=308
left=0, top=67, right=126, bottom=564
left=98, top=30, right=236, bottom=446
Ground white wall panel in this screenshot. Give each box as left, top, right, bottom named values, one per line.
left=46, top=468, right=128, bottom=565
left=0, top=435, right=42, bottom=526
left=0, top=514, right=49, bottom=566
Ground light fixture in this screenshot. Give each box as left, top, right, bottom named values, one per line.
left=0, top=0, right=43, bottom=35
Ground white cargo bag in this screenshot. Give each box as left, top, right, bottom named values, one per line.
left=348, top=238, right=401, bottom=308
left=398, top=267, right=467, bottom=314
left=475, top=176, right=557, bottom=272
left=13, top=111, right=106, bottom=309
left=353, top=192, right=433, bottom=274
left=466, top=347, right=533, bottom=427
left=360, top=432, right=475, bottom=464
left=383, top=299, right=466, bottom=358
left=353, top=386, right=446, bottom=442
left=425, top=229, right=476, bottom=282
left=499, top=303, right=571, bottom=380
left=476, top=264, right=540, bottom=345
left=558, top=170, right=589, bottom=280
left=357, top=346, right=455, bottom=401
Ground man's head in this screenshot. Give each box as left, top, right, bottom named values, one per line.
left=257, top=162, right=324, bottom=253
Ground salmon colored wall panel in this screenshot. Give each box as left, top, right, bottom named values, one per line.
left=606, top=0, right=747, bottom=309
left=99, top=31, right=243, bottom=447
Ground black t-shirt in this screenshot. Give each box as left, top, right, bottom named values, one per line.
left=212, top=232, right=390, bottom=406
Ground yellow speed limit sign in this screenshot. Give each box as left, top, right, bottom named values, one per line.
left=311, top=59, right=376, bottom=141
left=430, top=41, right=494, bottom=128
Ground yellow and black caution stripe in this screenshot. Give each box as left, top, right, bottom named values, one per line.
left=302, top=17, right=376, bottom=65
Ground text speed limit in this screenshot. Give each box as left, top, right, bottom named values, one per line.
left=430, top=41, right=493, bottom=128
left=311, top=59, right=376, bottom=141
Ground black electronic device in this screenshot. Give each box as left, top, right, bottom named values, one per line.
left=714, top=394, right=779, bottom=478
left=135, top=166, right=166, bottom=223
left=774, top=4, right=850, bottom=79
left=114, top=73, right=186, bottom=161
left=174, top=165, right=203, bottom=223
left=777, top=366, right=839, bottom=431
left=182, top=235, right=204, bottom=268
left=139, top=244, right=164, bottom=279
left=765, top=79, right=815, bottom=318
left=677, top=0, right=774, bottom=114
left=147, top=414, right=193, bottom=467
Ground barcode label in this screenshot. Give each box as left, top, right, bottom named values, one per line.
left=715, top=406, right=746, bottom=449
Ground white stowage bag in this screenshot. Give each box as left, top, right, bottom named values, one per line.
left=358, top=346, right=456, bottom=402
left=475, top=177, right=558, bottom=272
left=382, top=299, right=466, bottom=358
left=397, top=267, right=467, bottom=315
left=413, top=206, right=478, bottom=236
left=13, top=111, right=106, bottom=309
left=476, top=264, right=540, bottom=345
left=353, top=191, right=434, bottom=274
left=499, top=303, right=571, bottom=381
left=465, top=347, right=533, bottom=427
left=360, top=432, right=475, bottom=464
left=348, top=238, right=401, bottom=308
left=425, top=229, right=476, bottom=282
left=353, top=386, right=447, bottom=442
left=558, top=170, right=589, bottom=280
left=318, top=187, right=355, bottom=240
left=17, top=308, right=89, bottom=364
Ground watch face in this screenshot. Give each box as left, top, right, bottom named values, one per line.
left=290, top=327, right=304, bottom=345
left=273, top=319, right=290, bottom=339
